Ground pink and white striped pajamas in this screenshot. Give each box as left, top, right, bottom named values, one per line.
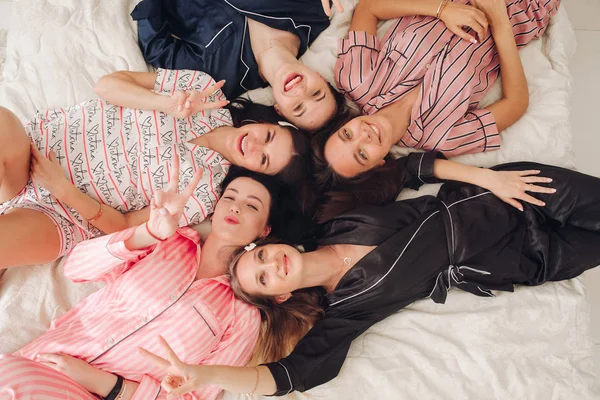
left=0, top=69, right=232, bottom=258
left=0, top=226, right=260, bottom=400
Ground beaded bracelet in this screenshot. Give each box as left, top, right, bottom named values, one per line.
left=88, top=202, right=104, bottom=222
left=245, top=366, right=260, bottom=397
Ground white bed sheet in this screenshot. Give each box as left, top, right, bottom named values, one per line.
left=0, top=1, right=598, bottom=399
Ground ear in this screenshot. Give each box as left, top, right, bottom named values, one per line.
left=273, top=103, right=283, bottom=116
left=377, top=159, right=386, bottom=167
left=275, top=293, right=292, bottom=304
left=260, top=225, right=272, bottom=238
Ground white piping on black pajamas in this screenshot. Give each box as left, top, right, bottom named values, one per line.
left=440, top=200, right=455, bottom=253
left=277, top=362, right=294, bottom=394
left=205, top=21, right=233, bottom=47
left=417, top=153, right=426, bottom=184
left=239, top=17, right=250, bottom=90
left=330, top=211, right=440, bottom=307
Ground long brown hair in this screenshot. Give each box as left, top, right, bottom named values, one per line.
left=311, top=120, right=410, bottom=223
left=228, top=237, right=324, bottom=363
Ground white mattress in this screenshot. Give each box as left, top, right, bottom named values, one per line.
left=0, top=1, right=598, bottom=399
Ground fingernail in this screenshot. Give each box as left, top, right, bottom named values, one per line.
left=470, top=38, right=477, bottom=44
left=548, top=178, right=553, bottom=182
left=551, top=189, right=557, bottom=193
left=541, top=202, right=546, bottom=206
left=177, top=105, right=182, bottom=112
left=159, top=208, right=168, bottom=216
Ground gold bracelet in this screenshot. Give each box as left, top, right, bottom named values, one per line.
left=115, top=381, right=128, bottom=400
left=438, top=0, right=450, bottom=19
left=245, top=366, right=259, bottom=397
left=88, top=202, right=104, bottom=222
left=435, top=0, right=445, bottom=18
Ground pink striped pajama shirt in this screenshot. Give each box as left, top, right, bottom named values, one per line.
left=0, top=226, right=260, bottom=400
left=335, top=0, right=560, bottom=156
left=0, top=68, right=232, bottom=258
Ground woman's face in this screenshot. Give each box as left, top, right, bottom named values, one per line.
left=228, top=123, right=295, bottom=175
left=235, top=244, right=303, bottom=298
left=324, top=115, right=395, bottom=178
left=271, top=63, right=337, bottom=132
left=211, top=177, right=272, bottom=245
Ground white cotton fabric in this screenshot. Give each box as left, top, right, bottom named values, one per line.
left=0, top=0, right=597, bottom=399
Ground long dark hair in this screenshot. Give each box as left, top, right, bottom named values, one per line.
left=221, top=166, right=316, bottom=244
left=226, top=98, right=309, bottom=187
left=228, top=237, right=324, bottom=363
left=310, top=117, right=409, bottom=223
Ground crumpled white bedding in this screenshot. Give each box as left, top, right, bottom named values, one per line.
left=0, top=0, right=598, bottom=399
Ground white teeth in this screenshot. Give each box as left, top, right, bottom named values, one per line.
left=241, top=135, right=247, bottom=155
left=285, top=76, right=302, bottom=91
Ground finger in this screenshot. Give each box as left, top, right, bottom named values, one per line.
left=468, top=18, right=484, bottom=44
left=520, top=193, right=546, bottom=207
left=448, top=25, right=477, bottom=44
left=199, top=100, right=230, bottom=111
left=168, top=153, right=181, bottom=193
left=38, top=361, right=59, bottom=370
left=158, top=335, right=183, bottom=366
left=517, top=170, right=541, bottom=177
left=166, top=381, right=197, bottom=398
left=30, top=142, right=42, bottom=158
left=333, top=0, right=344, bottom=13
left=321, top=0, right=332, bottom=16
left=154, top=190, right=165, bottom=209
left=181, top=168, right=203, bottom=199
left=36, top=353, right=62, bottom=363
left=473, top=9, right=489, bottom=38
left=49, top=150, right=58, bottom=163
left=525, top=185, right=557, bottom=194
left=186, top=90, right=199, bottom=105
left=521, top=176, right=553, bottom=184
left=138, top=347, right=172, bottom=369
left=198, top=80, right=226, bottom=100
left=505, top=198, right=524, bottom=212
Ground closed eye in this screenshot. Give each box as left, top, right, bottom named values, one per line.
left=311, top=90, right=321, bottom=98
left=261, top=154, right=267, bottom=167
left=265, top=131, right=272, bottom=144
left=247, top=203, right=258, bottom=211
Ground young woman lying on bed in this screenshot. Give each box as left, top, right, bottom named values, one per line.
left=0, top=68, right=310, bottom=269
left=141, top=161, right=600, bottom=398
left=0, top=167, right=321, bottom=400
left=318, top=0, right=560, bottom=179
left=131, top=0, right=348, bottom=132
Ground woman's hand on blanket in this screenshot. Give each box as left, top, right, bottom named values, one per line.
left=29, top=143, right=71, bottom=198
left=165, top=80, right=229, bottom=119
left=321, top=0, right=344, bottom=17
left=439, top=2, right=489, bottom=43
left=139, top=336, right=206, bottom=398
left=483, top=169, right=556, bottom=211
left=147, top=152, right=204, bottom=239
left=36, top=352, right=118, bottom=396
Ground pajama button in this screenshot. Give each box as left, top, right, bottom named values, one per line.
left=141, top=317, right=148, bottom=323
left=426, top=63, right=431, bottom=69
left=171, top=294, right=177, bottom=300
left=107, top=337, right=114, bottom=345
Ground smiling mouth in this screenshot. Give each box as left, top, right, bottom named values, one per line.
left=237, top=133, right=248, bottom=156
left=284, top=74, right=303, bottom=92
left=367, top=122, right=382, bottom=144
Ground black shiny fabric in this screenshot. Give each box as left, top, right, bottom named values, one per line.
left=131, top=0, right=331, bottom=98
left=266, top=162, right=600, bottom=395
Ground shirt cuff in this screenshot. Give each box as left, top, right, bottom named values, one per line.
left=338, top=31, right=379, bottom=55
left=473, top=109, right=501, bottom=152
left=405, top=151, right=446, bottom=188
left=263, top=361, right=295, bottom=396
left=130, top=375, right=162, bottom=400
left=130, top=0, right=163, bottom=19
left=106, top=226, right=156, bottom=261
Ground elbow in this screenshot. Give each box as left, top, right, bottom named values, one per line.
left=94, top=74, right=111, bottom=98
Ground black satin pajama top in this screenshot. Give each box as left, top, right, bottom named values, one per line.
left=265, top=162, right=600, bottom=395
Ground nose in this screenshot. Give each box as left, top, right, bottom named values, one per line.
left=229, top=203, right=240, bottom=214
left=359, top=123, right=373, bottom=143
left=246, top=135, right=265, bottom=155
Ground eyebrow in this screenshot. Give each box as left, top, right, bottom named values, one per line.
left=247, top=195, right=264, bottom=206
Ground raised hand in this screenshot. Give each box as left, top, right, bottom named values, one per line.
left=146, top=151, right=203, bottom=240
left=439, top=2, right=489, bottom=43
left=485, top=169, right=556, bottom=211
left=165, top=80, right=229, bottom=119
left=139, top=336, right=206, bottom=398
left=469, top=0, right=511, bottom=29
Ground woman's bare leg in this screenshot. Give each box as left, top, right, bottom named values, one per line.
left=0, top=107, right=32, bottom=203
left=0, top=208, right=61, bottom=268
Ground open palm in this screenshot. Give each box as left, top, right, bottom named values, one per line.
left=147, top=152, right=203, bottom=239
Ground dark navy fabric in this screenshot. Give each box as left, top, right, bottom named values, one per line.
left=131, top=0, right=331, bottom=98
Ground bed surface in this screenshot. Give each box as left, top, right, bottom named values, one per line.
left=0, top=1, right=598, bottom=399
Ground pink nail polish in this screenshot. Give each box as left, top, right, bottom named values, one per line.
left=470, top=38, right=478, bottom=44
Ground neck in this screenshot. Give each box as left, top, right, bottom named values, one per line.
left=196, top=233, right=237, bottom=279
left=257, top=43, right=300, bottom=84
left=377, top=92, right=418, bottom=144
left=301, top=247, right=349, bottom=292
left=192, top=125, right=238, bottom=162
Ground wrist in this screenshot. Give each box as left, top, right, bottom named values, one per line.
left=93, top=371, right=118, bottom=397
left=474, top=168, right=496, bottom=188
left=54, top=181, right=76, bottom=201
